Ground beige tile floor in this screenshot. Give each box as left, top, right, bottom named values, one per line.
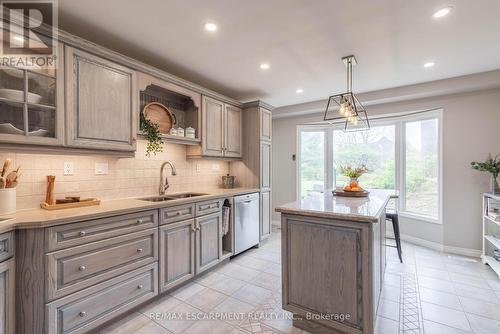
left=101, top=228, right=500, bottom=334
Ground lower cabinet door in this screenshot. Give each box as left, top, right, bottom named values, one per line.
left=195, top=212, right=222, bottom=274
left=159, top=220, right=196, bottom=292
left=0, top=259, right=15, bottom=334
left=260, top=191, right=272, bottom=240
left=46, top=263, right=158, bottom=334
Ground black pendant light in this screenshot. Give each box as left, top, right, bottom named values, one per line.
left=323, top=55, right=370, bottom=131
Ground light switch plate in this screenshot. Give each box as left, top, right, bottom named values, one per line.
left=63, top=162, right=74, bottom=176
left=95, top=162, right=109, bottom=175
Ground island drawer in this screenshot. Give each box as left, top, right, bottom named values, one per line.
left=0, top=231, right=14, bottom=262
left=46, top=263, right=158, bottom=334
left=195, top=199, right=223, bottom=216
left=46, top=228, right=158, bottom=301
left=46, top=210, right=158, bottom=251
left=160, top=204, right=195, bottom=225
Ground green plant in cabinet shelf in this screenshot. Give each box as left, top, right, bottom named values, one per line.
left=471, top=153, right=500, bottom=194
left=140, top=112, right=164, bottom=157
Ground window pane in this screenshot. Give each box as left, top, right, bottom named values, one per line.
left=300, top=131, right=325, bottom=198
left=405, top=118, right=439, bottom=218
left=333, top=125, right=395, bottom=190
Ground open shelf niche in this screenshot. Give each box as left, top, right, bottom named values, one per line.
left=138, top=73, right=201, bottom=145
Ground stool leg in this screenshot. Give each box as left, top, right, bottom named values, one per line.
left=392, top=215, right=403, bottom=263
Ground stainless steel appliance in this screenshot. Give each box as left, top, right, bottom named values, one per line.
left=234, top=193, right=260, bottom=255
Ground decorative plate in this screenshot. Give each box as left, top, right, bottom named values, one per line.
left=142, top=102, right=176, bottom=135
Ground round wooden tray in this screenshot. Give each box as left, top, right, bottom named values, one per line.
left=143, top=102, right=176, bottom=134
left=332, top=190, right=370, bottom=197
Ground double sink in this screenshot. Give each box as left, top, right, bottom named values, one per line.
left=139, top=192, right=208, bottom=202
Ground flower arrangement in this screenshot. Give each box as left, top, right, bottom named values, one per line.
left=340, top=165, right=369, bottom=179
left=471, top=154, right=500, bottom=194
left=140, top=112, right=164, bottom=157
left=340, top=165, right=368, bottom=192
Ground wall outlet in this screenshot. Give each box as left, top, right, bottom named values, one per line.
left=95, top=162, right=109, bottom=175
left=63, top=162, right=74, bottom=176
left=196, top=163, right=201, bottom=173
left=211, top=164, right=220, bottom=171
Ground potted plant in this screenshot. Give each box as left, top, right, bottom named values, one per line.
left=140, top=112, right=164, bottom=157
left=340, top=165, right=369, bottom=191
left=471, top=154, right=500, bottom=194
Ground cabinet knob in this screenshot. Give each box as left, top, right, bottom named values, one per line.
left=137, top=284, right=143, bottom=290
left=78, top=265, right=86, bottom=271
left=191, top=227, right=196, bottom=232
left=79, top=311, right=86, bottom=317
left=196, top=227, right=201, bottom=231
left=136, top=248, right=143, bottom=253
left=79, top=231, right=86, bottom=237
left=137, top=219, right=144, bottom=224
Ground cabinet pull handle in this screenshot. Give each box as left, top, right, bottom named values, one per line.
left=78, top=265, right=86, bottom=271
left=137, top=218, right=144, bottom=224
left=79, top=231, right=86, bottom=237
left=79, top=311, right=86, bottom=317
left=136, top=248, right=143, bottom=253
left=137, top=284, right=144, bottom=290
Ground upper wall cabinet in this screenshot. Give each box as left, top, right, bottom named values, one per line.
left=187, top=96, right=242, bottom=158
left=260, top=107, right=272, bottom=142
left=0, top=44, right=64, bottom=147
left=65, top=46, right=137, bottom=152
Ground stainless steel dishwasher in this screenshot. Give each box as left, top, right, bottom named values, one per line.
left=234, top=193, right=260, bottom=255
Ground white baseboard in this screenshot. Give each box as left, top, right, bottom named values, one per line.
left=387, top=232, right=481, bottom=258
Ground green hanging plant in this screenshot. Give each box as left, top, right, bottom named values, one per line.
left=140, top=112, right=164, bottom=157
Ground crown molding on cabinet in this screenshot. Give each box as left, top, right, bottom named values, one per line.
left=243, top=100, right=275, bottom=111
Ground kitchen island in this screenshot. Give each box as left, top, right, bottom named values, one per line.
left=275, top=190, right=393, bottom=334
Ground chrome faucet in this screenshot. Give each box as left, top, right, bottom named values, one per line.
left=159, top=161, right=177, bottom=195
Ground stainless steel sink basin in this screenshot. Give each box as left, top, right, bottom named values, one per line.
left=139, top=193, right=207, bottom=202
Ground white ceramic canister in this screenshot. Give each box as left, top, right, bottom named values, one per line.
left=177, top=127, right=185, bottom=137
left=169, top=127, right=178, bottom=136
left=185, top=127, right=195, bottom=138
left=0, top=188, right=16, bottom=215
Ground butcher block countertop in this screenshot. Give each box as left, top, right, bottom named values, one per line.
left=0, top=187, right=259, bottom=233
left=275, top=189, right=395, bottom=223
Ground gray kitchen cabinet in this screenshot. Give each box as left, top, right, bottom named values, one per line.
left=0, top=258, right=15, bottom=334
left=201, top=96, right=224, bottom=157
left=260, top=107, right=272, bottom=141
left=260, top=190, right=272, bottom=240
left=260, top=141, right=271, bottom=190
left=224, top=104, right=243, bottom=157
left=65, top=46, right=137, bottom=152
left=188, top=96, right=242, bottom=158
left=159, top=219, right=196, bottom=292
left=195, top=212, right=222, bottom=274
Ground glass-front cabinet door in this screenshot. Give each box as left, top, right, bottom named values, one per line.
left=0, top=45, right=63, bottom=146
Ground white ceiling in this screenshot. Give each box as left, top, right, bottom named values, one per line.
left=58, top=0, right=500, bottom=107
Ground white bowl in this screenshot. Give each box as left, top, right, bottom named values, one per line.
left=1, top=68, right=24, bottom=79
left=0, top=88, right=42, bottom=104
left=0, top=123, right=24, bottom=135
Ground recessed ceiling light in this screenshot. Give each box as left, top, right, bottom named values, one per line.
left=296, top=88, right=303, bottom=94
left=260, top=63, right=270, bottom=70
left=433, top=6, right=453, bottom=18
left=423, top=61, right=435, bottom=68
left=204, top=23, right=217, bottom=32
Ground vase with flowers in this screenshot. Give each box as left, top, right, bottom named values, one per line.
left=471, top=154, right=500, bottom=194
left=340, top=165, right=369, bottom=192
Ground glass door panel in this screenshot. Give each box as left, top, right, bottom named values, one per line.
left=28, top=71, right=56, bottom=106
left=0, top=101, right=24, bottom=135
left=299, top=131, right=325, bottom=198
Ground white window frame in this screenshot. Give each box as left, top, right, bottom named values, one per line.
left=296, top=109, right=443, bottom=224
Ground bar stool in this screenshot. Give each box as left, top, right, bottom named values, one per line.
left=386, top=208, right=403, bottom=263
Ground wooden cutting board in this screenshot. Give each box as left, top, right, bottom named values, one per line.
left=41, top=198, right=100, bottom=210
left=143, top=102, right=176, bottom=134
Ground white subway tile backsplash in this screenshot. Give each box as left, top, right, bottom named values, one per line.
left=3, top=140, right=229, bottom=210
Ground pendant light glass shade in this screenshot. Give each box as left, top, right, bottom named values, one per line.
left=323, top=55, right=370, bottom=131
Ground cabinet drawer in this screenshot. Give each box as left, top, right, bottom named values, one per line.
left=46, top=210, right=158, bottom=251
left=47, top=263, right=158, bottom=334
left=195, top=199, right=223, bottom=216
left=0, top=231, right=14, bottom=262
left=160, top=204, right=195, bottom=225
left=47, top=228, right=158, bottom=301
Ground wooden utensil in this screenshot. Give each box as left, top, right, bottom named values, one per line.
left=143, top=102, right=176, bottom=134
left=45, top=175, right=56, bottom=205
left=0, top=176, right=5, bottom=189
left=1, top=158, right=11, bottom=177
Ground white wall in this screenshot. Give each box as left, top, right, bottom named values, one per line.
left=272, top=88, right=500, bottom=252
